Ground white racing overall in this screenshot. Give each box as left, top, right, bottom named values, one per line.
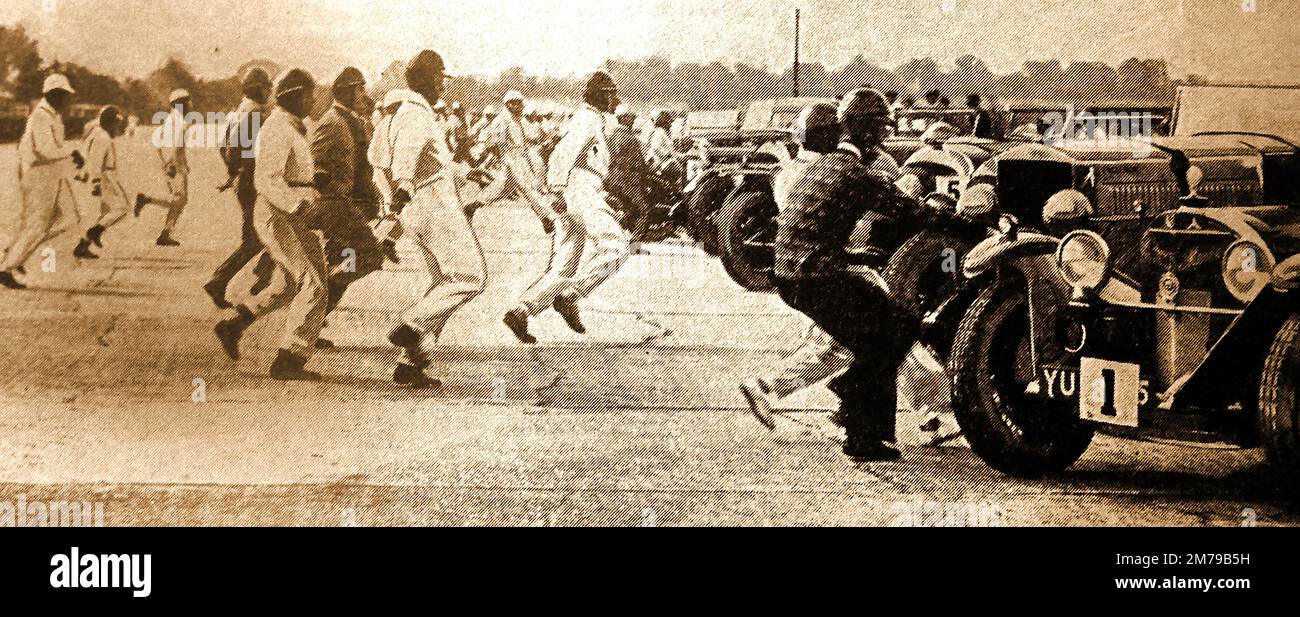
left=2, top=100, right=78, bottom=273
left=387, top=90, right=486, bottom=356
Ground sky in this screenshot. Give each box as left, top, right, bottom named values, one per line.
left=2, top=0, right=1297, bottom=84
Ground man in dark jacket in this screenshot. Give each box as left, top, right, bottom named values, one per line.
left=773, top=88, right=970, bottom=462
left=606, top=104, right=650, bottom=237
left=307, top=67, right=385, bottom=323
left=204, top=68, right=276, bottom=308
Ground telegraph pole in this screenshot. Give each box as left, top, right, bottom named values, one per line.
left=792, top=8, right=801, bottom=97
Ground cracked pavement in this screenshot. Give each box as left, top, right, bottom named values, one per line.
left=0, top=135, right=1297, bottom=526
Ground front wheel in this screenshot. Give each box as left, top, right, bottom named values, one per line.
left=882, top=230, right=977, bottom=357
left=1260, top=314, right=1300, bottom=493
left=716, top=191, right=777, bottom=292
left=949, top=277, right=1094, bottom=477
left=685, top=175, right=733, bottom=255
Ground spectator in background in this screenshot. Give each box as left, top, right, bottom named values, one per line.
left=884, top=90, right=902, bottom=114
left=646, top=111, right=676, bottom=177
left=471, top=105, right=497, bottom=143
left=967, top=93, right=994, bottom=138
left=135, top=88, right=196, bottom=247
left=606, top=105, right=651, bottom=238
left=479, top=90, right=554, bottom=228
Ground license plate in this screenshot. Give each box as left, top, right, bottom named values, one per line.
left=1041, top=359, right=1147, bottom=427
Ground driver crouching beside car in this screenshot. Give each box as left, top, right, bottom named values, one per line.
left=739, top=102, right=850, bottom=429
left=772, top=88, right=976, bottom=462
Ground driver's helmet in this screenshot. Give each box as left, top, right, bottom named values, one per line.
left=792, top=102, right=839, bottom=153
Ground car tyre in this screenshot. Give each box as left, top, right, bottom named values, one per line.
left=685, top=174, right=733, bottom=255
left=1259, top=313, right=1300, bottom=493
left=716, top=190, right=777, bottom=292
left=882, top=230, right=977, bottom=357
left=949, top=276, right=1094, bottom=477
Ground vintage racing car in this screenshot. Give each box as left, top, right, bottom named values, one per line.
left=680, top=97, right=833, bottom=256
left=945, top=84, right=1300, bottom=486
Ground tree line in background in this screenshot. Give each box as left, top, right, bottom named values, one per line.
left=3, top=22, right=1203, bottom=121
left=452, top=54, right=1199, bottom=114
left=0, top=25, right=243, bottom=118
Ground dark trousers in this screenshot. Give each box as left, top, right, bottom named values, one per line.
left=314, top=199, right=385, bottom=312
left=208, top=174, right=274, bottom=294
left=607, top=181, right=649, bottom=237
left=775, top=269, right=918, bottom=442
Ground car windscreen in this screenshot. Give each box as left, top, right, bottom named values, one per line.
left=687, top=110, right=739, bottom=132
left=894, top=111, right=976, bottom=137
left=740, top=101, right=775, bottom=132
left=1175, top=85, right=1300, bottom=143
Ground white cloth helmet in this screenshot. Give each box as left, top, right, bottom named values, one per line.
left=42, top=74, right=75, bottom=94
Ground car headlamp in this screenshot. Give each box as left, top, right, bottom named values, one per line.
left=956, top=184, right=997, bottom=219
left=1056, top=230, right=1111, bottom=295
left=1042, top=189, right=1094, bottom=226
left=1222, top=240, right=1275, bottom=302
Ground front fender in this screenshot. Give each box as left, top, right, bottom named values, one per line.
left=1273, top=253, right=1300, bottom=291
left=902, top=147, right=976, bottom=179
left=962, top=232, right=1060, bottom=280
left=964, top=232, right=1071, bottom=372
left=1178, top=285, right=1298, bottom=411
left=683, top=166, right=738, bottom=195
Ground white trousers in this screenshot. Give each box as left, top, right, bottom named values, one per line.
left=142, top=172, right=189, bottom=232
left=93, top=171, right=131, bottom=230
left=480, top=151, right=553, bottom=222
left=517, top=175, right=630, bottom=315
left=765, top=323, right=947, bottom=413
left=400, top=176, right=487, bottom=352
left=2, top=164, right=78, bottom=272
left=766, top=323, right=853, bottom=399
left=243, top=200, right=328, bottom=358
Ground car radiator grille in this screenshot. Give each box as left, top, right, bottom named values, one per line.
left=1097, top=181, right=1260, bottom=216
